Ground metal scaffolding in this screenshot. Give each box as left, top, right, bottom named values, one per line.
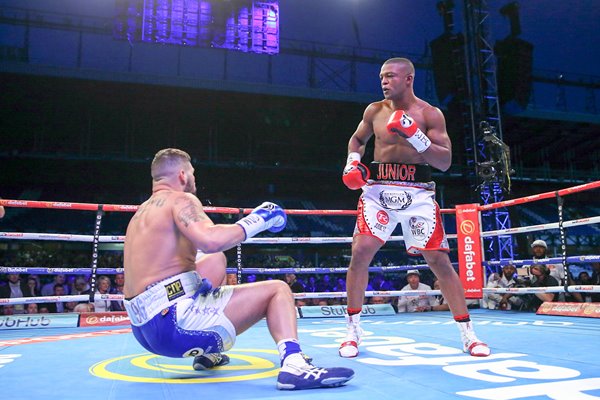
left=462, top=0, right=514, bottom=263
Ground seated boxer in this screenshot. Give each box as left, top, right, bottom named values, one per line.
left=123, top=148, right=353, bottom=390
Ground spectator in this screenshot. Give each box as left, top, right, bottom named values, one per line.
left=0, top=274, right=29, bottom=314
left=38, top=305, right=50, bottom=313
left=93, top=276, right=112, bottom=312
left=41, top=274, right=70, bottom=296
left=0, top=197, right=5, bottom=218
left=370, top=273, right=394, bottom=291
left=295, top=298, right=308, bottom=308
left=304, top=276, right=317, bottom=293
left=24, top=276, right=40, bottom=297
left=531, top=239, right=582, bottom=302
left=429, top=278, right=478, bottom=311
left=397, top=270, right=436, bottom=313
left=70, top=276, right=91, bottom=295
left=73, top=303, right=94, bottom=313
left=431, top=279, right=450, bottom=311
left=64, top=301, right=78, bottom=313
left=2, top=305, right=15, bottom=315
left=26, top=275, right=42, bottom=293
left=285, top=273, right=305, bottom=293
left=531, top=240, right=564, bottom=284
left=369, top=296, right=389, bottom=305
left=484, top=265, right=524, bottom=311
left=226, top=273, right=238, bottom=285
left=110, top=273, right=126, bottom=311
left=25, top=303, right=39, bottom=314
left=527, top=264, right=559, bottom=311
left=591, top=262, right=600, bottom=303
left=576, top=271, right=594, bottom=303
left=316, top=299, right=330, bottom=306
left=316, top=274, right=334, bottom=292
left=47, top=283, right=66, bottom=313
left=577, top=271, right=592, bottom=284
left=332, top=277, right=346, bottom=292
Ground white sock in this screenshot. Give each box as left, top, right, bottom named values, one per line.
left=276, top=338, right=301, bottom=365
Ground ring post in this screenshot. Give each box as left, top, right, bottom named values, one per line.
left=236, top=208, right=244, bottom=284
left=556, top=192, right=570, bottom=293
left=88, top=204, right=104, bottom=303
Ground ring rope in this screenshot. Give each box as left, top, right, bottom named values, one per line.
left=4, top=285, right=600, bottom=306
left=0, top=199, right=454, bottom=215
left=484, top=254, right=600, bottom=267
left=481, top=216, right=600, bottom=238
left=6, top=210, right=600, bottom=244
left=2, top=180, right=597, bottom=215
left=2, top=255, right=599, bottom=275
left=478, top=180, right=600, bottom=211
left=0, top=265, right=444, bottom=275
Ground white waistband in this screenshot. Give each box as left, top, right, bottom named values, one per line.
left=124, top=271, right=201, bottom=326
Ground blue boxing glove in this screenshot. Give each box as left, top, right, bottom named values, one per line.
left=236, top=202, right=287, bottom=239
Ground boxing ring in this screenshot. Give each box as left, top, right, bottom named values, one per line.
left=1, top=181, right=600, bottom=400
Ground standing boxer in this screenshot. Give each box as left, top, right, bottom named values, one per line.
left=124, top=148, right=353, bottom=390
left=340, top=58, right=490, bottom=358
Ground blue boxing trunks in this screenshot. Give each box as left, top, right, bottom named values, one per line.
left=124, top=271, right=235, bottom=358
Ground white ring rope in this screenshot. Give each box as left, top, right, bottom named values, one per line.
left=482, top=216, right=600, bottom=238
left=1, top=214, right=597, bottom=244
left=4, top=285, right=600, bottom=306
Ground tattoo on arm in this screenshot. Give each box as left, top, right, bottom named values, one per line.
left=176, top=197, right=208, bottom=228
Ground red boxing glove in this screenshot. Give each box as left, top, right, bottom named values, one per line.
left=342, top=153, right=370, bottom=190
left=386, top=110, right=431, bottom=153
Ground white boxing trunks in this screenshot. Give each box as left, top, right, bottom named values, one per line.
left=124, top=271, right=236, bottom=358
left=355, top=162, right=449, bottom=255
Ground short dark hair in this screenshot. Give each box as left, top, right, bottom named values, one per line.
left=151, top=148, right=191, bottom=181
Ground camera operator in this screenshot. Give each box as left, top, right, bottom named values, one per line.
left=531, top=240, right=582, bottom=302
left=484, top=265, right=525, bottom=311
left=526, top=264, right=559, bottom=311
left=531, top=240, right=563, bottom=283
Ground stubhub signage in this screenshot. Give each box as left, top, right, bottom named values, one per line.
left=300, top=304, right=396, bottom=318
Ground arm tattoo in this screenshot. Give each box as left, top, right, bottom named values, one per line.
left=176, top=197, right=208, bottom=228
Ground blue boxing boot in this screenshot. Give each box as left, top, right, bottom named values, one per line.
left=277, top=353, right=354, bottom=390
left=193, top=353, right=230, bottom=371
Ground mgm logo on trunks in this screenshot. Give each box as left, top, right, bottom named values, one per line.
left=379, top=190, right=412, bottom=210
left=165, top=279, right=185, bottom=301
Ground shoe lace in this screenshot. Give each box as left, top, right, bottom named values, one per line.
left=203, top=353, right=222, bottom=363
left=298, top=363, right=328, bottom=379
left=463, top=331, right=480, bottom=345
left=300, top=352, right=313, bottom=364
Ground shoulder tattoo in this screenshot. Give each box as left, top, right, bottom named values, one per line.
left=176, top=196, right=208, bottom=227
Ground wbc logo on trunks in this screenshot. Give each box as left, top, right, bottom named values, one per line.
left=379, top=190, right=412, bottom=210
left=409, top=216, right=428, bottom=240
